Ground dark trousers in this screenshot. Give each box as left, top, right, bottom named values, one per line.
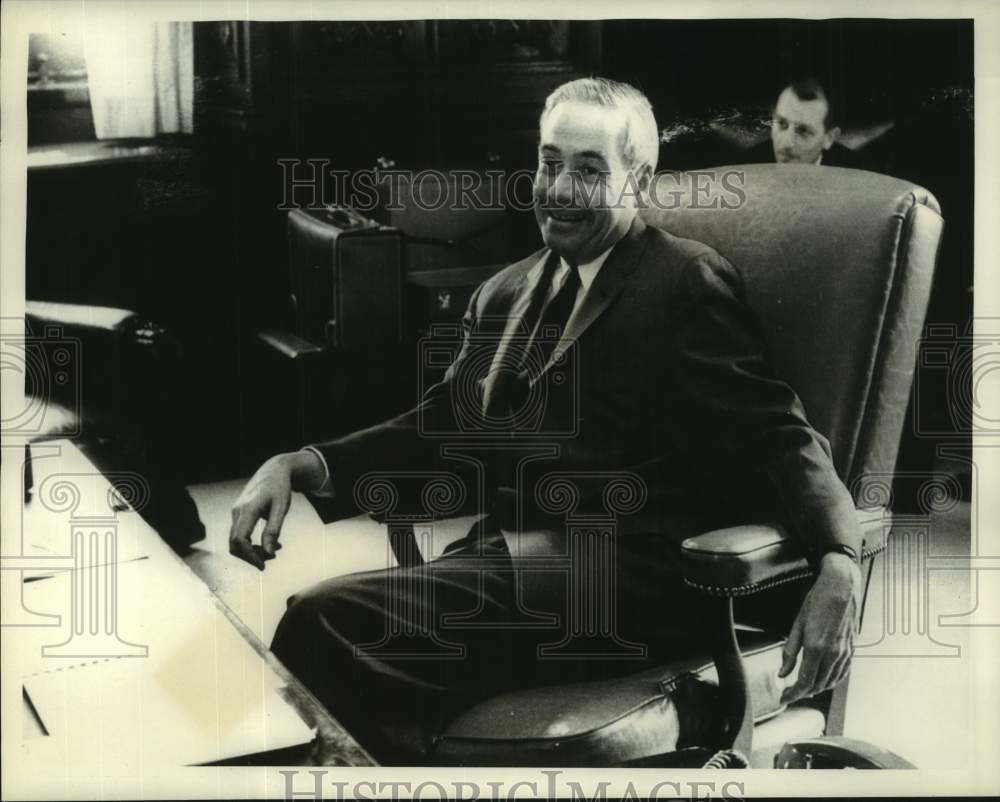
left=271, top=519, right=711, bottom=763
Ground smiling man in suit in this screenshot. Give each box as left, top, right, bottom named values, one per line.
left=229, top=77, right=864, bottom=763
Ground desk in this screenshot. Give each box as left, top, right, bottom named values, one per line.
left=9, top=440, right=374, bottom=774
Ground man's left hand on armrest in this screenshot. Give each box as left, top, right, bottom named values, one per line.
left=778, top=551, right=862, bottom=705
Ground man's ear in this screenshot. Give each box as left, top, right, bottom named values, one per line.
left=823, top=125, right=842, bottom=151
left=634, top=163, right=653, bottom=204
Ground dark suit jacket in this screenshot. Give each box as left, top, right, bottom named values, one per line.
left=314, top=217, right=861, bottom=569
left=741, top=138, right=869, bottom=169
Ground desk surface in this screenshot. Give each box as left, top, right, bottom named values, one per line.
left=13, top=440, right=374, bottom=772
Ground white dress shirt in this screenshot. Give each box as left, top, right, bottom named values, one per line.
left=541, top=246, right=614, bottom=327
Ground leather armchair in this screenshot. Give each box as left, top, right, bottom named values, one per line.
left=413, top=165, right=941, bottom=768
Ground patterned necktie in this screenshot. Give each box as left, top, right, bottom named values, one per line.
left=525, top=262, right=581, bottom=373
left=500, top=260, right=582, bottom=420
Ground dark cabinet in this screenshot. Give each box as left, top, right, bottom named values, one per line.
left=195, top=20, right=602, bottom=172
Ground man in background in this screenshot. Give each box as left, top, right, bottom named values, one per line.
left=745, top=76, right=866, bottom=167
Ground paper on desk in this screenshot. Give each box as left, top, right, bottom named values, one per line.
left=21, top=553, right=315, bottom=766
left=23, top=650, right=313, bottom=766
left=16, top=450, right=155, bottom=571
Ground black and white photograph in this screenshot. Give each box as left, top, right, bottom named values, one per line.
left=1, top=0, right=998, bottom=798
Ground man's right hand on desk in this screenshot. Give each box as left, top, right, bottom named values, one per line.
left=229, top=450, right=326, bottom=570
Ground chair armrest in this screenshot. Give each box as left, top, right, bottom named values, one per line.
left=680, top=507, right=890, bottom=596
left=257, top=329, right=327, bottom=360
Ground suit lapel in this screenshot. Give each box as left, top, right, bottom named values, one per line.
left=538, top=216, right=649, bottom=377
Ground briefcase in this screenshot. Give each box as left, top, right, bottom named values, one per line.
left=287, top=205, right=404, bottom=353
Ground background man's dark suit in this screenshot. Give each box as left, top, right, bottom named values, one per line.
left=271, top=215, right=861, bottom=761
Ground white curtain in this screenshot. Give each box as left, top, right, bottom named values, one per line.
left=84, top=19, right=193, bottom=139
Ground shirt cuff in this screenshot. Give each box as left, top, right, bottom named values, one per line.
left=301, top=446, right=335, bottom=497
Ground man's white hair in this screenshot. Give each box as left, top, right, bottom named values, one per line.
left=541, top=77, right=660, bottom=175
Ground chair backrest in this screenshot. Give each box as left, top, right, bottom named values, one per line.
left=373, top=171, right=513, bottom=271
left=642, top=165, right=942, bottom=492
